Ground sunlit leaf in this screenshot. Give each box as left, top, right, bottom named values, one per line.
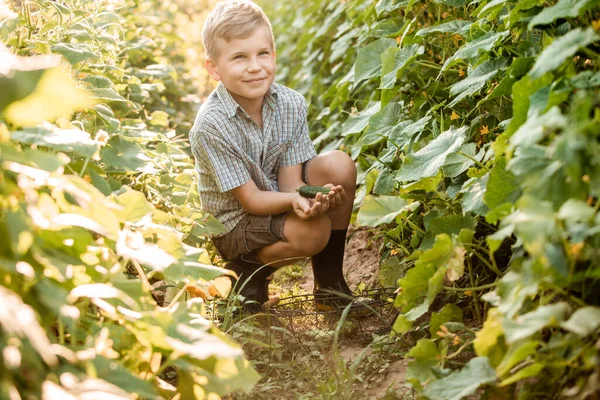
left=422, top=357, right=496, bottom=400
left=397, top=127, right=467, bottom=182
left=5, top=68, right=96, bottom=127
left=530, top=28, right=599, bottom=79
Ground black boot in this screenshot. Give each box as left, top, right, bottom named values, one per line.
left=225, top=254, right=275, bottom=314
left=311, top=229, right=353, bottom=311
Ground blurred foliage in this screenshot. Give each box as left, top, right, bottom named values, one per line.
left=0, top=0, right=260, bottom=398
left=265, top=0, right=600, bottom=398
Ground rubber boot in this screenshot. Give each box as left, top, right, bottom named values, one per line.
left=225, top=253, right=275, bottom=314
left=311, top=229, right=353, bottom=311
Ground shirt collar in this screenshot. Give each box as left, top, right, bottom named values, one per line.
left=216, top=81, right=278, bottom=119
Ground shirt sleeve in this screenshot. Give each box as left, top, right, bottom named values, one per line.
left=192, top=123, right=251, bottom=193
left=281, top=98, right=318, bottom=167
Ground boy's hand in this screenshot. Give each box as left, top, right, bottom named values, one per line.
left=322, top=184, right=345, bottom=212
left=292, top=192, right=331, bottom=220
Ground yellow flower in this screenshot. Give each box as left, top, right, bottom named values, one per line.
left=480, top=125, right=490, bottom=135
left=450, top=111, right=460, bottom=120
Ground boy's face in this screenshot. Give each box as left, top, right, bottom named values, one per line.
left=205, top=24, right=276, bottom=109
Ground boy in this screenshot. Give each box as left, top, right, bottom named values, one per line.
left=190, top=0, right=357, bottom=313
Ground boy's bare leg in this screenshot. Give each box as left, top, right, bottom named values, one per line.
left=257, top=213, right=331, bottom=268
left=305, top=150, right=357, bottom=227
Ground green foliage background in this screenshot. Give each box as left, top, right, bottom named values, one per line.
left=0, top=0, right=258, bottom=398
left=264, top=0, right=600, bottom=398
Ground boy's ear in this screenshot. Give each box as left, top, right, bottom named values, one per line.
left=204, top=58, right=221, bottom=81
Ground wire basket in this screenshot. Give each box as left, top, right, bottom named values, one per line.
left=268, top=287, right=399, bottom=342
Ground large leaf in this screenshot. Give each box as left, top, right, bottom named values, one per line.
left=341, top=103, right=381, bottom=137
left=51, top=43, right=99, bottom=65
left=561, top=307, right=600, bottom=337
left=449, top=58, right=507, bottom=106
left=416, top=20, right=472, bottom=37
left=503, top=303, right=569, bottom=343
left=380, top=44, right=425, bottom=89
left=356, top=195, right=412, bottom=227
left=354, top=38, right=397, bottom=84
left=484, top=157, right=521, bottom=210
left=360, top=102, right=405, bottom=146
left=422, top=357, right=497, bottom=400
left=509, top=106, right=567, bottom=147
left=421, top=214, right=477, bottom=249
left=11, top=126, right=99, bottom=157
left=5, top=67, right=95, bottom=127
left=442, top=31, right=509, bottom=71
left=397, top=127, right=467, bottom=182
left=530, top=28, right=600, bottom=79
left=528, top=0, right=595, bottom=29
left=396, top=234, right=454, bottom=320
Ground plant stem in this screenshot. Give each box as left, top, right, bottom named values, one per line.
left=468, top=258, right=483, bottom=324
left=443, top=281, right=497, bottom=292
left=457, top=151, right=489, bottom=172
left=79, top=157, right=90, bottom=177
left=465, top=242, right=501, bottom=275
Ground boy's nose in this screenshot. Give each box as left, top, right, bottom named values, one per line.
left=247, top=58, right=261, bottom=72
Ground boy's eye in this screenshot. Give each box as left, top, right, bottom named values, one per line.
left=233, top=55, right=245, bottom=60
left=259, top=51, right=269, bottom=55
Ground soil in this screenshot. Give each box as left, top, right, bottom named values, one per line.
left=276, top=225, right=410, bottom=399
left=294, top=225, right=385, bottom=293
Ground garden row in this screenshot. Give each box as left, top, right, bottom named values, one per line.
left=266, top=0, right=600, bottom=398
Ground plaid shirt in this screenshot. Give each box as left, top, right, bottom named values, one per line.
left=189, top=82, right=317, bottom=236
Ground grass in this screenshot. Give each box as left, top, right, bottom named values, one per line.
left=214, top=263, right=415, bottom=400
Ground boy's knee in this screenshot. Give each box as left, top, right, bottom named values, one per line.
left=322, top=150, right=357, bottom=185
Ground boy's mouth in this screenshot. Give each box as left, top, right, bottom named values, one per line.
left=244, top=77, right=267, bottom=83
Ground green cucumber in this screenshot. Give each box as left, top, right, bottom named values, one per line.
left=296, top=185, right=332, bottom=199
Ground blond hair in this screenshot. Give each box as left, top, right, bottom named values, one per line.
left=202, top=0, right=275, bottom=60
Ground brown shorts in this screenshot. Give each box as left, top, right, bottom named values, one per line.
left=212, top=158, right=314, bottom=261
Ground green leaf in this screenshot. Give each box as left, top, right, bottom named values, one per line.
left=389, top=115, right=432, bottom=150
left=354, top=38, right=397, bottom=84
left=375, top=0, right=408, bottom=16
left=397, top=127, right=467, bottom=182
left=11, top=126, right=99, bottom=157
left=561, top=307, right=600, bottom=337
left=484, top=157, right=521, bottom=210
left=341, top=103, right=381, bottom=137
left=51, top=43, right=99, bottom=65
left=5, top=67, right=96, bottom=127
left=503, top=303, right=569, bottom=343
left=360, top=102, right=405, bottom=146
left=499, top=362, right=544, bottom=386
left=406, top=339, right=441, bottom=384
left=449, top=58, right=507, bottom=106
left=373, top=168, right=397, bottom=195
left=397, top=234, right=453, bottom=320
left=475, top=309, right=504, bottom=357
left=101, top=137, right=151, bottom=172
left=528, top=0, right=595, bottom=29
left=400, top=171, right=443, bottom=193
left=509, top=106, right=567, bottom=147
left=496, top=340, right=540, bottom=377
left=430, top=304, right=463, bottom=336
left=421, top=214, right=476, bottom=249
left=530, top=28, right=600, bottom=79
left=442, top=31, right=509, bottom=71
left=114, top=187, right=154, bottom=222
left=356, top=195, right=408, bottom=227
left=416, top=20, right=472, bottom=37
left=380, top=44, right=424, bottom=89
left=422, top=357, right=497, bottom=400
left=91, top=87, right=130, bottom=103
left=392, top=314, right=413, bottom=334
left=442, top=143, right=483, bottom=178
